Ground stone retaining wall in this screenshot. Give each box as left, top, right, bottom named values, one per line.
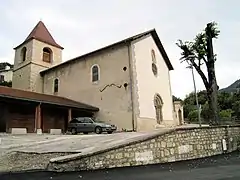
left=48, top=126, right=240, bottom=172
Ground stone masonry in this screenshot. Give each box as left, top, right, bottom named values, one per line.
left=48, top=126, right=240, bottom=172
left=1, top=126, right=240, bottom=172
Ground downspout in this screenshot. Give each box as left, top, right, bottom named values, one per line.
left=127, top=43, right=137, bottom=131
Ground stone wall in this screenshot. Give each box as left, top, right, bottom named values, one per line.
left=48, top=126, right=240, bottom=172
left=12, top=39, right=62, bottom=92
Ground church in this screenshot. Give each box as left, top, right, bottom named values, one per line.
left=0, top=21, right=184, bottom=134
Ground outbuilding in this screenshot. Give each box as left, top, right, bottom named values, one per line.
left=0, top=86, right=99, bottom=134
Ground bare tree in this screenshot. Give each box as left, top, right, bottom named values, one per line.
left=176, top=22, right=220, bottom=125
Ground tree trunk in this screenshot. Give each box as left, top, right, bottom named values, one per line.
left=206, top=86, right=219, bottom=125
left=206, top=23, right=220, bottom=125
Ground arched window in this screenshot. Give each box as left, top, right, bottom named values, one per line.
left=151, top=49, right=156, bottom=64
left=154, top=94, right=163, bottom=124
left=21, top=47, right=27, bottom=62
left=43, top=47, right=52, bottom=63
left=151, top=49, right=158, bottom=76
left=54, top=78, right=59, bottom=93
left=91, top=65, right=99, bottom=82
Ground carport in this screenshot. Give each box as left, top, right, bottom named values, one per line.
left=0, top=86, right=99, bottom=133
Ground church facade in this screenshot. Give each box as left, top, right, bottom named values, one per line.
left=11, top=21, right=183, bottom=132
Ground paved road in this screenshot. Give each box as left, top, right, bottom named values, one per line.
left=1, top=151, right=240, bottom=180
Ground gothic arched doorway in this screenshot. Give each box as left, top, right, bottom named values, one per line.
left=154, top=94, right=163, bottom=124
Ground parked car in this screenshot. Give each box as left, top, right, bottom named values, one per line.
left=67, top=117, right=117, bottom=134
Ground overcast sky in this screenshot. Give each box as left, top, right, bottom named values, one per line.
left=0, top=0, right=239, bottom=99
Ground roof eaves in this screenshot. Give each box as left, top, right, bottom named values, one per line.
left=40, top=28, right=174, bottom=74
left=14, top=37, right=64, bottom=50
left=0, top=69, right=13, bottom=73
left=40, top=31, right=154, bottom=75
left=0, top=94, right=99, bottom=111
left=150, top=30, right=174, bottom=70
left=40, top=41, right=129, bottom=75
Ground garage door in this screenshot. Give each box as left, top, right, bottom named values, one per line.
left=8, top=113, right=35, bottom=133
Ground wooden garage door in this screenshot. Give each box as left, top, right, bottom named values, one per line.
left=7, top=103, right=35, bottom=133
left=0, top=104, right=6, bottom=132
left=8, top=113, right=35, bottom=133
left=42, top=108, right=66, bottom=133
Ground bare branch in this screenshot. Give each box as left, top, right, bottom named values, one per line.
left=191, top=60, right=209, bottom=90
left=176, top=38, right=209, bottom=90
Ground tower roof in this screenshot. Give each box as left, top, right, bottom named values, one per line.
left=14, top=21, right=64, bottom=50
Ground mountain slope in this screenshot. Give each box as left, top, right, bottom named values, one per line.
left=220, top=79, right=240, bottom=93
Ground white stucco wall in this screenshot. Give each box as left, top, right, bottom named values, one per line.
left=131, top=34, right=174, bottom=130
left=0, top=70, right=13, bottom=82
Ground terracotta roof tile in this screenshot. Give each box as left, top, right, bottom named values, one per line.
left=14, top=21, right=63, bottom=49
left=0, top=86, right=99, bottom=111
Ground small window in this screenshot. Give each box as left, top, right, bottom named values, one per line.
left=43, top=47, right=52, bottom=63
left=21, top=47, right=27, bottom=62
left=0, top=75, right=4, bottom=82
left=91, top=65, right=99, bottom=82
left=151, top=49, right=156, bottom=64
left=152, top=63, right=158, bottom=76
left=151, top=49, right=158, bottom=76
left=54, top=78, right=59, bottom=93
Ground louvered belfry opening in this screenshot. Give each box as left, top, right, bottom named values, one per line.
left=43, top=47, right=52, bottom=63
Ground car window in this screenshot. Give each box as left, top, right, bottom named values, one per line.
left=76, top=118, right=84, bottom=123
left=84, top=118, right=93, bottom=123
left=70, top=119, right=78, bottom=123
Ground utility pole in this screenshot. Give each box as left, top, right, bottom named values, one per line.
left=187, top=64, right=202, bottom=127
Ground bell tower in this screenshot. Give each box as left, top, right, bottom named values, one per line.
left=12, top=21, right=64, bottom=93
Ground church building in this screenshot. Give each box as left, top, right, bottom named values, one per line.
left=0, top=21, right=183, bottom=133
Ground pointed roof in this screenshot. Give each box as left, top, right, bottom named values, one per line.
left=14, top=21, right=64, bottom=50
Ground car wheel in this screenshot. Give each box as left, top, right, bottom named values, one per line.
left=71, top=128, right=77, bottom=135
left=83, top=132, right=88, bottom=134
left=107, top=131, right=113, bottom=134
left=95, top=127, right=102, bottom=134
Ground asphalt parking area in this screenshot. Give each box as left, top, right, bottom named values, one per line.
left=0, top=132, right=150, bottom=154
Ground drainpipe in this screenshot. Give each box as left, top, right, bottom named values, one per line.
left=127, top=44, right=137, bottom=131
